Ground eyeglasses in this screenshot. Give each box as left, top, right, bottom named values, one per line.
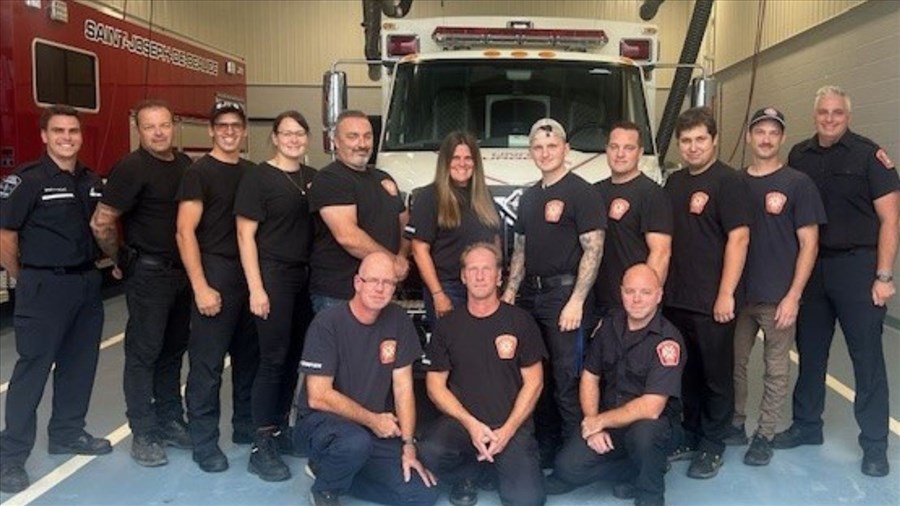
left=277, top=130, right=308, bottom=139
left=214, top=122, right=245, bottom=132
left=358, top=276, right=398, bottom=289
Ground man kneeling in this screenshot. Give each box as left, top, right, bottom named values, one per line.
left=545, top=264, right=685, bottom=506
left=294, top=252, right=438, bottom=506
left=418, top=243, right=547, bottom=506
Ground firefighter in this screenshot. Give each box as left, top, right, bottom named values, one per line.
left=0, top=105, right=111, bottom=494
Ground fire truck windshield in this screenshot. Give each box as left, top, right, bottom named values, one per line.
left=381, top=59, right=653, bottom=154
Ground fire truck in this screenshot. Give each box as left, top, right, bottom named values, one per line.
left=0, top=0, right=248, bottom=303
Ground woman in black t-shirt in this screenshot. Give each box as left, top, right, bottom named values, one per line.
left=235, top=111, right=316, bottom=481
left=409, top=131, right=500, bottom=325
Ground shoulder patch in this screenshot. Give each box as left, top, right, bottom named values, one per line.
left=656, top=339, right=681, bottom=367
left=0, top=175, right=22, bottom=199
left=875, top=149, right=895, bottom=170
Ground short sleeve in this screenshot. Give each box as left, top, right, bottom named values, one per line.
left=643, top=338, right=684, bottom=398
left=102, top=160, right=142, bottom=213
left=424, top=317, right=452, bottom=371
left=393, top=307, right=424, bottom=368
left=408, top=185, right=438, bottom=243
left=792, top=174, right=828, bottom=228
left=866, top=146, right=900, bottom=200
left=515, top=310, right=547, bottom=366
left=309, top=168, right=355, bottom=211
left=234, top=168, right=265, bottom=221
left=582, top=320, right=610, bottom=376
left=642, top=184, right=674, bottom=235
left=298, top=313, right=338, bottom=377
left=514, top=190, right=531, bottom=235
left=176, top=166, right=205, bottom=202
left=719, top=172, right=754, bottom=232
left=574, top=182, right=606, bottom=234
left=0, top=174, right=36, bottom=230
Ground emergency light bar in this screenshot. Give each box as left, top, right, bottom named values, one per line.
left=432, top=26, right=608, bottom=51
left=387, top=34, right=419, bottom=57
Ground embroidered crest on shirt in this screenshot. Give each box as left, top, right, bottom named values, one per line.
left=0, top=175, right=22, bottom=199
left=379, top=339, right=397, bottom=365
left=381, top=178, right=399, bottom=196
left=689, top=191, right=709, bottom=215
left=765, top=191, right=787, bottom=215
left=608, top=198, right=631, bottom=221
left=544, top=199, right=565, bottom=223
left=875, top=149, right=895, bottom=170
left=656, top=340, right=681, bottom=367
left=495, top=334, right=518, bottom=360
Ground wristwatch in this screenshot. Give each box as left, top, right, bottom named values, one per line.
left=402, top=437, right=418, bottom=447
left=875, top=271, right=893, bottom=283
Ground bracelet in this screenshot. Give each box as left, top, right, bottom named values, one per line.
left=431, top=290, right=444, bottom=295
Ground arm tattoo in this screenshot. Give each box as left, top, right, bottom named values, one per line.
left=572, top=229, right=604, bottom=301
left=90, top=203, right=120, bottom=259
left=506, top=233, right=527, bottom=294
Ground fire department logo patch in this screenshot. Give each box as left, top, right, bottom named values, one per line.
left=544, top=199, right=565, bottom=223
left=608, top=198, right=630, bottom=221
left=379, top=339, right=397, bottom=365
left=381, top=178, right=399, bottom=196
left=495, top=334, right=518, bottom=360
left=689, top=191, right=709, bottom=215
left=875, top=149, right=895, bottom=170
left=0, top=175, right=22, bottom=199
left=765, top=191, right=788, bottom=215
left=656, top=340, right=681, bottom=367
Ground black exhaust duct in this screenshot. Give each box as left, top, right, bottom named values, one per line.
left=654, top=0, right=714, bottom=164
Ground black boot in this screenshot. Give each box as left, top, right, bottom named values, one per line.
left=248, top=429, right=291, bottom=482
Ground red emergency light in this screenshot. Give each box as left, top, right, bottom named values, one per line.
left=432, top=26, right=608, bottom=51
left=619, top=38, right=652, bottom=61
left=387, top=34, right=419, bottom=57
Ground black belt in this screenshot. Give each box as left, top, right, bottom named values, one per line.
left=138, top=254, right=183, bottom=270
left=525, top=273, right=575, bottom=290
left=820, top=246, right=875, bottom=258
left=22, top=262, right=96, bottom=274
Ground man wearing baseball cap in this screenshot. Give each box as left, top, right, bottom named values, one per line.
left=501, top=118, right=605, bottom=467
left=725, top=107, right=826, bottom=467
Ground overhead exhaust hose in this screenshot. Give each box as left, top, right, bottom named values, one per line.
left=655, top=0, right=714, bottom=164
left=362, top=0, right=383, bottom=81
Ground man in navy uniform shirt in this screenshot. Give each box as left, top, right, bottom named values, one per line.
left=0, top=105, right=111, bottom=493
left=773, top=86, right=898, bottom=478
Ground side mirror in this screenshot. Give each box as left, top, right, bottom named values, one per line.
left=322, top=70, right=348, bottom=153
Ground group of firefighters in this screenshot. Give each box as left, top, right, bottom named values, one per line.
left=0, top=83, right=896, bottom=506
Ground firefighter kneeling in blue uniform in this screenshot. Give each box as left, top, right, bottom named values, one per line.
left=0, top=105, right=112, bottom=494
left=544, top=264, right=686, bottom=506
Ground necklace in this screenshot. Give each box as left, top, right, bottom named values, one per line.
left=281, top=167, right=306, bottom=195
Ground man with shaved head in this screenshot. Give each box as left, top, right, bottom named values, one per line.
left=545, top=264, right=685, bottom=506
left=294, top=252, right=437, bottom=506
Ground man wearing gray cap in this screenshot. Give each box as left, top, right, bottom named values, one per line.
left=501, top=118, right=605, bottom=466
left=726, top=108, right=826, bottom=466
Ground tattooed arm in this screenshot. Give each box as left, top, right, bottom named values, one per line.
left=501, top=233, right=526, bottom=304
left=90, top=202, right=123, bottom=279
left=558, top=229, right=604, bottom=331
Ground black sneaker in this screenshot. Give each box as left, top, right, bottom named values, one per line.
left=667, top=443, right=696, bottom=463
left=131, top=433, right=168, bottom=467
left=309, top=489, right=341, bottom=506
left=861, top=450, right=890, bottom=477
left=0, top=464, right=29, bottom=494
left=687, top=451, right=723, bottom=479
left=193, top=446, right=228, bottom=473
left=249, top=431, right=291, bottom=482
left=48, top=432, right=113, bottom=456
left=449, top=478, right=478, bottom=506
left=157, top=419, right=192, bottom=450
left=273, top=427, right=304, bottom=458
left=543, top=474, right=575, bottom=496
left=612, top=481, right=636, bottom=499
left=771, top=425, right=823, bottom=449
left=722, top=424, right=748, bottom=446
left=743, top=434, right=773, bottom=466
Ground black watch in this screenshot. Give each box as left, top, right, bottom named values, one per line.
left=402, top=437, right=418, bottom=447
left=875, top=271, right=893, bottom=283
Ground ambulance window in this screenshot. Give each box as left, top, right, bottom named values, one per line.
left=33, top=41, right=98, bottom=111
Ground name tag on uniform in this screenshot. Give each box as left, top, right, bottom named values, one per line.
left=41, top=192, right=75, bottom=201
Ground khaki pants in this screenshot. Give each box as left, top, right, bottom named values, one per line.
left=733, top=303, right=795, bottom=439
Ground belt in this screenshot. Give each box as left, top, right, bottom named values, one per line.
left=525, top=273, right=575, bottom=290
left=22, top=262, right=96, bottom=275
left=820, top=246, right=875, bottom=258
left=138, top=254, right=183, bottom=270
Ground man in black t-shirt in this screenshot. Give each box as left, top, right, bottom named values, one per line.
left=594, top=121, right=672, bottom=317
left=545, top=264, right=685, bottom=506
left=501, top=119, right=605, bottom=466
left=663, top=107, right=753, bottom=480
left=175, top=101, right=259, bottom=473
left=90, top=100, right=193, bottom=467
left=294, top=252, right=438, bottom=506
left=308, top=110, right=408, bottom=311
left=728, top=108, right=826, bottom=467
left=418, top=243, right=547, bottom=506
left=774, top=86, right=898, bottom=478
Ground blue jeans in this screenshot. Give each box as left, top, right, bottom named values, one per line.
left=422, top=279, right=467, bottom=330
left=310, top=294, right=347, bottom=314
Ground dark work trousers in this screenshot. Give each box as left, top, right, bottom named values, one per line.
left=554, top=417, right=677, bottom=504
left=0, top=268, right=103, bottom=465
left=793, top=248, right=889, bottom=454
left=517, top=284, right=587, bottom=456
left=295, top=411, right=439, bottom=505
left=662, top=307, right=735, bottom=455
left=422, top=279, right=467, bottom=331
left=251, top=259, right=311, bottom=429
left=122, top=261, right=191, bottom=436
left=185, top=254, right=259, bottom=453
left=418, top=416, right=545, bottom=506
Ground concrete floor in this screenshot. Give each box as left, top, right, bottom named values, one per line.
left=1, top=292, right=898, bottom=506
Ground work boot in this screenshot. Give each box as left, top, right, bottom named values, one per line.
left=743, top=433, right=773, bottom=466
left=157, top=419, right=192, bottom=449
left=687, top=451, right=723, bottom=479
left=193, top=445, right=228, bottom=473
left=249, top=430, right=291, bottom=482
left=309, top=490, right=341, bottom=506
left=131, top=433, right=167, bottom=467
left=861, top=449, right=890, bottom=477
left=722, top=424, right=748, bottom=446
left=0, top=464, right=29, bottom=494
left=667, top=442, right=696, bottom=463
left=449, top=478, right=478, bottom=506
left=771, top=425, right=823, bottom=449
left=273, top=427, right=304, bottom=457
left=48, top=431, right=113, bottom=456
